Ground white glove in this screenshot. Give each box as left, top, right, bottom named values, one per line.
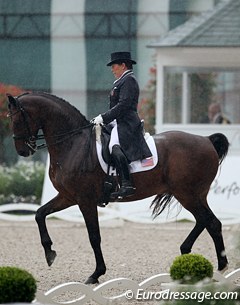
left=91, top=114, right=103, bottom=125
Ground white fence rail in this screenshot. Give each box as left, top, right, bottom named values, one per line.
left=36, top=270, right=240, bottom=305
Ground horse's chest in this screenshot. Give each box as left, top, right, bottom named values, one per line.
left=49, top=162, right=65, bottom=185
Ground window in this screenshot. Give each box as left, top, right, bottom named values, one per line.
left=164, top=67, right=240, bottom=124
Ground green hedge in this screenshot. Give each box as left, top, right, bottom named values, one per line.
left=0, top=161, right=45, bottom=204
left=0, top=266, right=37, bottom=303
left=170, top=254, right=213, bottom=284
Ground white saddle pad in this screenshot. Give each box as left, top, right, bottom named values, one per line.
left=96, top=133, right=158, bottom=176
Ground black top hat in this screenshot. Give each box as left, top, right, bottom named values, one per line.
left=106, top=52, right=137, bottom=66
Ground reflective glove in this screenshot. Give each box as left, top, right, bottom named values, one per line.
left=91, top=114, right=103, bottom=125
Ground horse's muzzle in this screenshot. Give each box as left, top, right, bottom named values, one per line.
left=16, top=140, right=36, bottom=157
left=18, top=149, right=31, bottom=157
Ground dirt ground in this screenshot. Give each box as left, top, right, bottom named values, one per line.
left=0, top=218, right=240, bottom=304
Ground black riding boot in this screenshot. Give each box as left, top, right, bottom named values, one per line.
left=110, top=145, right=135, bottom=199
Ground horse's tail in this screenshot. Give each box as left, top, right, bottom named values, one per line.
left=150, top=193, right=175, bottom=219
left=208, top=133, right=229, bottom=165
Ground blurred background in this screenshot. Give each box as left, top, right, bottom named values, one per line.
left=0, top=0, right=226, bottom=165
left=1, top=0, right=240, bottom=217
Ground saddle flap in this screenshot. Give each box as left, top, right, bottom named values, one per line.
left=100, top=125, right=113, bottom=164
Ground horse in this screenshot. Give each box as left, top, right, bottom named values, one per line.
left=7, top=92, right=229, bottom=284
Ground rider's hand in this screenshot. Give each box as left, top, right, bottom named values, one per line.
left=91, top=114, right=103, bottom=125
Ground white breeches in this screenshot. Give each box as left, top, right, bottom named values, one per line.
left=108, top=121, right=120, bottom=154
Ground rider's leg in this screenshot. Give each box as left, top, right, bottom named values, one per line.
left=110, top=144, right=135, bottom=199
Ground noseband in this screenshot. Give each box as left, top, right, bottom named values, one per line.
left=8, top=97, right=94, bottom=151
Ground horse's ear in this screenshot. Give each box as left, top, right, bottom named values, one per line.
left=7, top=93, right=17, bottom=107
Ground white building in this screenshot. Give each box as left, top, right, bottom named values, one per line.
left=149, top=0, right=240, bottom=154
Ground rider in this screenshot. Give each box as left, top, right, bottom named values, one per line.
left=91, top=51, right=152, bottom=199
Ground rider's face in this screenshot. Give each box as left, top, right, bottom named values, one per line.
left=111, top=63, right=127, bottom=79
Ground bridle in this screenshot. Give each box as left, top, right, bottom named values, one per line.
left=7, top=97, right=94, bottom=152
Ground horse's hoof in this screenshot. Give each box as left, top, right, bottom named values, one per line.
left=218, top=264, right=228, bottom=274
left=85, top=276, right=99, bottom=285
left=46, top=250, right=57, bottom=267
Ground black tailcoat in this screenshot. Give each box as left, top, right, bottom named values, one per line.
left=101, top=70, right=152, bottom=162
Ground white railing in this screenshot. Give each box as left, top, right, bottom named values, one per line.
left=35, top=269, right=240, bottom=305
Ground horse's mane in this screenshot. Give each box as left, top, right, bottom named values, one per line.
left=18, top=91, right=90, bottom=126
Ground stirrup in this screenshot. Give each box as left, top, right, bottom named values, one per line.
left=110, top=186, right=136, bottom=200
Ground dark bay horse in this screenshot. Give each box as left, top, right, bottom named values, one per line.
left=7, top=92, right=229, bottom=284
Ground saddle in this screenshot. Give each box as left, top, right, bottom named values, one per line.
left=100, top=121, right=146, bottom=164
left=96, top=123, right=157, bottom=207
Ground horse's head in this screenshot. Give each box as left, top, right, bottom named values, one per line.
left=7, top=93, right=41, bottom=157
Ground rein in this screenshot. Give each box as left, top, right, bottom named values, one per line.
left=8, top=97, right=94, bottom=152
left=26, top=124, right=94, bottom=151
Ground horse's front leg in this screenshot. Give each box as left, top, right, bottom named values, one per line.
left=35, top=194, right=72, bottom=266
left=79, top=203, right=106, bottom=284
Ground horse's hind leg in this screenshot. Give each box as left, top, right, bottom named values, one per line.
left=35, top=194, right=72, bottom=266
left=186, top=204, right=228, bottom=272
left=79, top=203, right=106, bottom=284
left=180, top=222, right=205, bottom=255
left=205, top=211, right=228, bottom=271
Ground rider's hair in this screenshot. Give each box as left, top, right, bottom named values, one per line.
left=114, top=60, right=133, bottom=70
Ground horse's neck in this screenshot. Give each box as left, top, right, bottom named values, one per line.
left=39, top=99, right=86, bottom=137
left=36, top=98, right=96, bottom=172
